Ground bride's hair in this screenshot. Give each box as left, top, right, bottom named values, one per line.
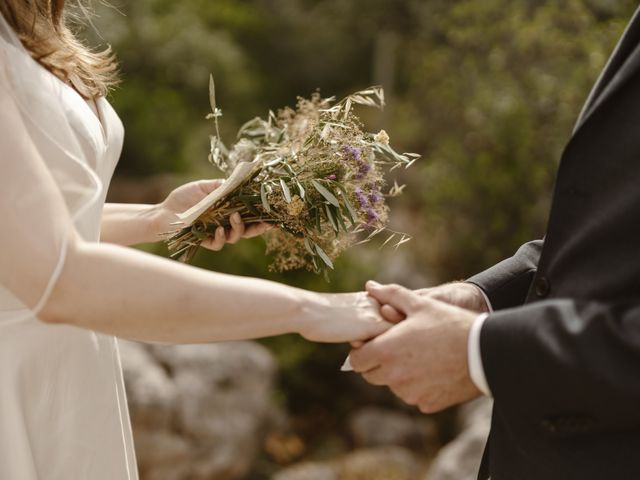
left=0, top=0, right=118, bottom=98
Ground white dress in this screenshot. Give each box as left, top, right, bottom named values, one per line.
left=0, top=14, right=138, bottom=480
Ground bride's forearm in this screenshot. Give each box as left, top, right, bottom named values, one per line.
left=40, top=237, right=318, bottom=343
left=101, top=203, right=163, bottom=246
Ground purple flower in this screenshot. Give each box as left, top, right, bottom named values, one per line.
left=366, top=207, right=378, bottom=225
left=342, top=145, right=361, bottom=160
left=369, top=188, right=382, bottom=204
left=355, top=187, right=369, bottom=209
left=326, top=174, right=337, bottom=180
left=355, top=162, right=371, bottom=180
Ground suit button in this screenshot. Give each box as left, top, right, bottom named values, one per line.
left=535, top=276, right=550, bottom=297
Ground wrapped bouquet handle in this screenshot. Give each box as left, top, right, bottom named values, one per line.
left=176, top=160, right=262, bottom=225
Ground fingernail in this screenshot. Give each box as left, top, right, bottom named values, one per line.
left=232, top=212, right=241, bottom=223
left=340, top=356, right=354, bottom=372
left=366, top=280, right=381, bottom=288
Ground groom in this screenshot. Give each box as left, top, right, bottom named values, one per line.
left=349, top=5, right=640, bottom=480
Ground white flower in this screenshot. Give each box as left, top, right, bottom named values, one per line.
left=374, top=129, right=390, bottom=145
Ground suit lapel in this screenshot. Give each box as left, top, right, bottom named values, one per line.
left=573, top=6, right=640, bottom=134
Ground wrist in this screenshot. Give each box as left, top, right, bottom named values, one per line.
left=147, top=202, right=175, bottom=239
left=294, top=290, right=330, bottom=339
left=464, top=282, right=491, bottom=313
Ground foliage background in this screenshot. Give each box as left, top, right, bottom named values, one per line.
left=84, top=0, right=636, bottom=474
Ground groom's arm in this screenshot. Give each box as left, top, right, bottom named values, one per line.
left=480, top=299, right=640, bottom=431
left=467, top=239, right=543, bottom=310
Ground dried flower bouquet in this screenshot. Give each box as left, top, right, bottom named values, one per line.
left=167, top=77, right=419, bottom=278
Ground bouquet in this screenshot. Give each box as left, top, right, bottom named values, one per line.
left=167, top=76, right=419, bottom=279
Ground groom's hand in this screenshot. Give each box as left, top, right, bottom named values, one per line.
left=349, top=281, right=482, bottom=413
left=380, top=281, right=490, bottom=324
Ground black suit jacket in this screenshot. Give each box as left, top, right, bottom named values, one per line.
left=467, top=7, right=640, bottom=480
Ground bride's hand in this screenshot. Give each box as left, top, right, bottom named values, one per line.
left=298, top=292, right=394, bottom=343
left=154, top=179, right=272, bottom=250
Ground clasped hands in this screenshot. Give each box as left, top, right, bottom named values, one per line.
left=348, top=281, right=490, bottom=413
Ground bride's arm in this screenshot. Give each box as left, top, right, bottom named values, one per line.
left=101, top=202, right=160, bottom=246
left=40, top=235, right=387, bottom=344
left=1, top=81, right=388, bottom=346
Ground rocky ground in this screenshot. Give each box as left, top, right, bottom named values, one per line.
left=120, top=340, right=492, bottom=480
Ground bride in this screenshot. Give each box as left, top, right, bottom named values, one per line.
left=0, top=1, right=391, bottom=479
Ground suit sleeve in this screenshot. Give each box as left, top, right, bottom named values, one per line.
left=466, top=239, right=543, bottom=310
left=480, top=299, right=640, bottom=431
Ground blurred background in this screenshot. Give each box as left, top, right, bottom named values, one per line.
left=83, top=0, right=636, bottom=478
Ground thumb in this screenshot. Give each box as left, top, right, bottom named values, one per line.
left=365, top=281, right=417, bottom=314
left=198, top=178, right=224, bottom=194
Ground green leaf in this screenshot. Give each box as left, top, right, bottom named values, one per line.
left=335, top=187, right=358, bottom=224
left=208, top=74, right=217, bottom=113
left=381, top=233, right=397, bottom=248
left=303, top=237, right=315, bottom=256
left=311, top=180, right=340, bottom=207
left=260, top=183, right=271, bottom=213
left=265, top=156, right=283, bottom=167
left=323, top=268, right=331, bottom=283
left=239, top=197, right=260, bottom=216
left=280, top=178, right=292, bottom=203
left=335, top=209, right=348, bottom=232
left=295, top=179, right=306, bottom=199
left=315, top=244, right=334, bottom=269
left=325, top=204, right=338, bottom=232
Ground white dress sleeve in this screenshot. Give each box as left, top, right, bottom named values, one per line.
left=0, top=15, right=102, bottom=319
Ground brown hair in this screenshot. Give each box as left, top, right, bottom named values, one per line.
left=0, top=0, right=118, bottom=98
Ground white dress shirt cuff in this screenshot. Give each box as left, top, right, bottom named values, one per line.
left=468, top=312, right=492, bottom=397
left=475, top=285, right=493, bottom=312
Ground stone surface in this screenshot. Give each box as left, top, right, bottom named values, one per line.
left=272, top=462, right=339, bottom=480
left=340, top=447, right=425, bottom=480
left=119, top=340, right=278, bottom=480
left=274, top=446, right=429, bottom=480
left=348, top=407, right=439, bottom=453
left=426, top=398, right=492, bottom=480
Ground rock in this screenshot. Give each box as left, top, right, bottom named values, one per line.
left=272, top=462, right=339, bottom=480
left=118, top=340, right=177, bottom=430
left=274, top=446, right=428, bottom=480
left=339, top=446, right=426, bottom=480
left=426, top=398, right=492, bottom=480
left=119, top=340, right=279, bottom=480
left=348, top=407, right=439, bottom=453
left=457, top=397, right=493, bottom=432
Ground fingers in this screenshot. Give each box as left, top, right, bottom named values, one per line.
left=348, top=341, right=382, bottom=373
left=380, top=304, right=405, bottom=323
left=362, top=366, right=388, bottom=386
left=197, top=179, right=224, bottom=194
left=201, top=226, right=226, bottom=251
left=243, top=222, right=273, bottom=238
left=366, top=281, right=418, bottom=314
left=227, top=213, right=245, bottom=244
left=200, top=216, right=271, bottom=252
